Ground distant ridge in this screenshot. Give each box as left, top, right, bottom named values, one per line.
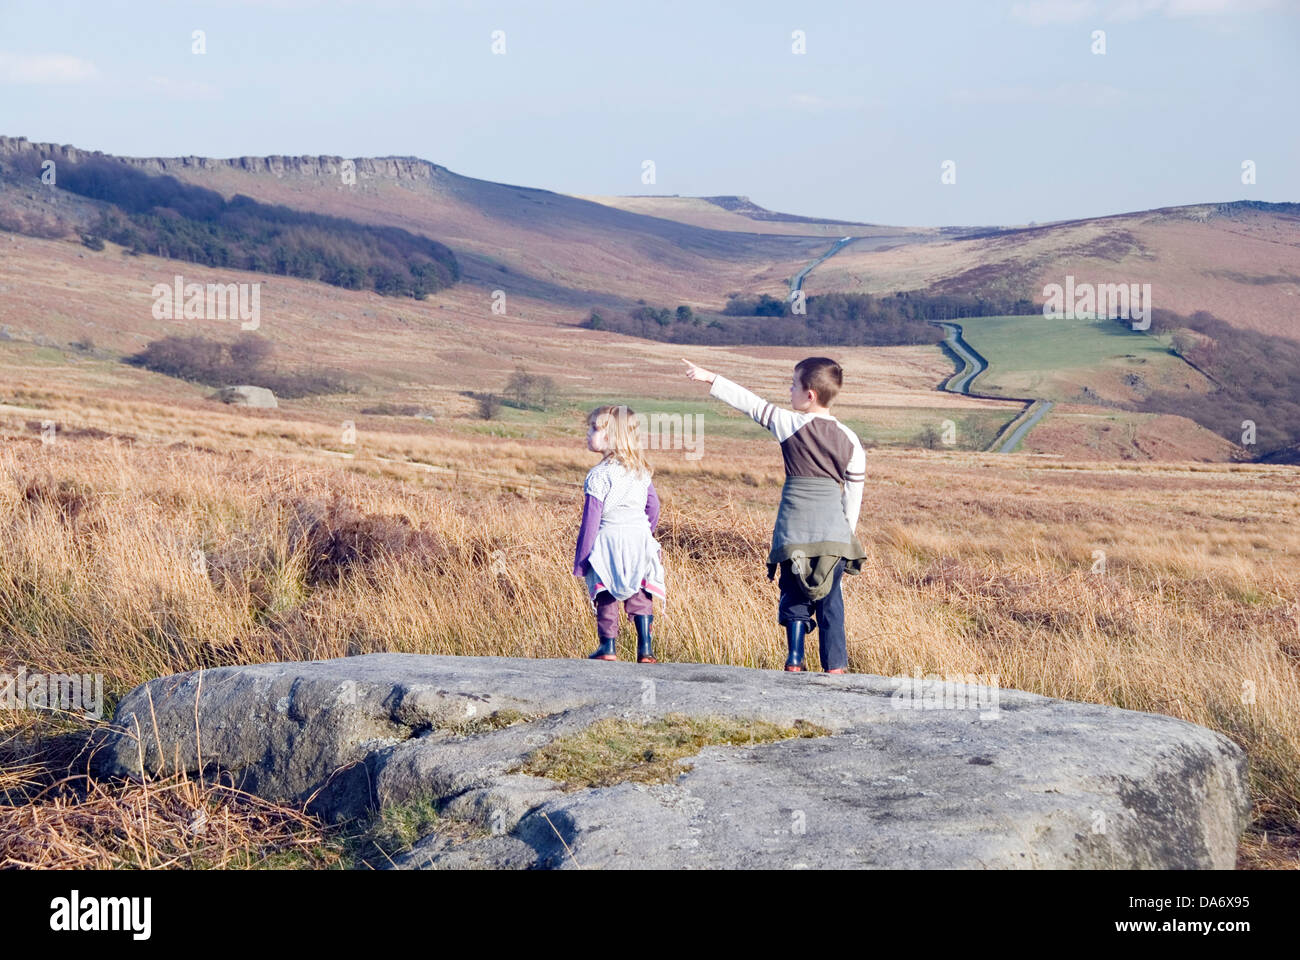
left=5, top=136, right=1296, bottom=232
left=0, top=135, right=448, bottom=183
left=697, top=195, right=874, bottom=226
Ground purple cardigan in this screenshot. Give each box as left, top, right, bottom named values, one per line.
left=573, top=481, right=660, bottom=577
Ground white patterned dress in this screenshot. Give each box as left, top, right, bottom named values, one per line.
left=580, top=459, right=667, bottom=602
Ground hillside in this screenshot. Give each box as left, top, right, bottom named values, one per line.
left=805, top=202, right=1300, bottom=342
left=0, top=231, right=1016, bottom=430
left=956, top=315, right=1212, bottom=405
left=0, top=135, right=1280, bottom=461
left=0, top=136, right=829, bottom=313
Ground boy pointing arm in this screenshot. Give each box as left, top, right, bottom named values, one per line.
left=682, top=357, right=867, bottom=673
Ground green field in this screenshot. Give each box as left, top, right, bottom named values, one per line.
left=617, top=397, right=1018, bottom=451
left=840, top=407, right=1017, bottom=450
left=956, top=314, right=1189, bottom=403
left=444, top=394, right=1017, bottom=452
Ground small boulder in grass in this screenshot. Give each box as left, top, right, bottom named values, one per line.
left=218, top=385, right=278, bottom=408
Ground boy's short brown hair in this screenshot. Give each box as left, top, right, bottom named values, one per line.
left=794, top=356, right=842, bottom=407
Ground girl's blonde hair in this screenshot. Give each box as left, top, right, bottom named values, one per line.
left=588, top=405, right=652, bottom=477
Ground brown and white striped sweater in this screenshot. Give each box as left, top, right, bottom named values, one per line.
left=709, top=374, right=866, bottom=530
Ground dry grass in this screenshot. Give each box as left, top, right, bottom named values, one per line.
left=0, top=713, right=338, bottom=870
left=0, top=776, right=339, bottom=870
left=1, top=412, right=1298, bottom=868
left=513, top=714, right=829, bottom=789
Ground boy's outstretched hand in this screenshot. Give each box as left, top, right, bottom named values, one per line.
left=681, top=358, right=716, bottom=385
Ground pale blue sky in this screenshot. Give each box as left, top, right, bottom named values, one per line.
left=1, top=0, right=1296, bottom=225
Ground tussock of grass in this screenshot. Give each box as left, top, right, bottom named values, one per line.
left=514, top=714, right=829, bottom=789
left=335, top=797, right=443, bottom=870
left=0, top=714, right=468, bottom=871
left=0, top=772, right=337, bottom=870
left=331, top=796, right=500, bottom=870
left=443, top=707, right=537, bottom=737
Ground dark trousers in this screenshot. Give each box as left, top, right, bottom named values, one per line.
left=777, top=558, right=847, bottom=671
left=594, top=589, right=653, bottom=639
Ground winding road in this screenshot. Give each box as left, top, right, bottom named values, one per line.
left=994, top=399, right=1054, bottom=454
left=787, top=244, right=1053, bottom=454
left=935, top=321, right=987, bottom=394
left=788, top=236, right=856, bottom=300
left=932, top=321, right=1053, bottom=453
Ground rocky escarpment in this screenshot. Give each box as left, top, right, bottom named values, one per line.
left=91, top=654, right=1251, bottom=870
left=0, top=135, right=444, bottom=183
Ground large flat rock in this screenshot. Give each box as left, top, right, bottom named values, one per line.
left=91, top=654, right=1250, bottom=869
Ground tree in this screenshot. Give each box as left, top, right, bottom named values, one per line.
left=675, top=305, right=694, bottom=325
left=532, top=375, right=556, bottom=409
left=1170, top=329, right=1198, bottom=358
left=477, top=393, right=501, bottom=419
left=503, top=366, right=556, bottom=410
left=504, top=367, right=534, bottom=407
left=913, top=424, right=941, bottom=450
left=229, top=333, right=273, bottom=371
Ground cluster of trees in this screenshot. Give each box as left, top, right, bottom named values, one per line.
left=126, top=333, right=351, bottom=398
left=722, top=294, right=788, bottom=317
left=470, top=366, right=559, bottom=420
left=588, top=304, right=705, bottom=336
left=583, top=291, right=1038, bottom=347
left=820, top=290, right=1039, bottom=322
left=59, top=159, right=459, bottom=298
left=915, top=418, right=1002, bottom=452
left=503, top=366, right=557, bottom=410
left=1115, top=309, right=1300, bottom=458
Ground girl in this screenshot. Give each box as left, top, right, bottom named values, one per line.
left=573, top=405, right=666, bottom=663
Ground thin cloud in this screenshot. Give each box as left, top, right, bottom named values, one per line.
left=0, top=52, right=98, bottom=85
left=782, top=93, right=881, bottom=112
left=1010, top=1, right=1099, bottom=25
left=951, top=82, right=1131, bottom=107
left=1110, top=0, right=1287, bottom=18
left=1011, top=0, right=1289, bottom=23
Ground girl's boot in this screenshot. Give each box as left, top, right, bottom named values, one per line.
left=588, top=636, right=617, bottom=661
left=633, top=614, right=657, bottom=663
left=784, top=620, right=808, bottom=672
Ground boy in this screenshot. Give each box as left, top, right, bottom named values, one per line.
left=682, top=356, right=866, bottom=672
